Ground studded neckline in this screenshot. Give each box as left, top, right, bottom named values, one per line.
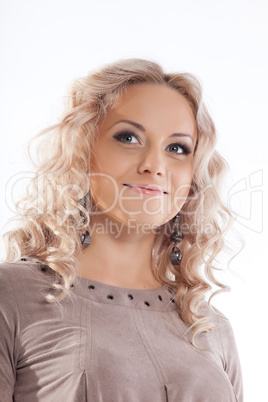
left=71, top=276, right=179, bottom=312
left=19, top=257, right=178, bottom=312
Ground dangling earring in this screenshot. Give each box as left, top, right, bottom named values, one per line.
left=81, top=230, right=91, bottom=248
left=170, top=213, right=183, bottom=265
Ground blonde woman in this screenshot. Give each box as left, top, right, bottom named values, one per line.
left=0, top=59, right=243, bottom=401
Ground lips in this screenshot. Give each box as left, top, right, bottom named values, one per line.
left=123, top=183, right=167, bottom=194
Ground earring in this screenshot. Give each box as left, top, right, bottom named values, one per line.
left=170, top=213, right=183, bottom=265
left=81, top=230, right=91, bottom=248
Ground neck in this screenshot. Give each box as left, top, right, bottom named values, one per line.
left=77, top=214, right=161, bottom=289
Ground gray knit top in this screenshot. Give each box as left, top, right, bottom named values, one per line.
left=0, top=259, right=243, bottom=401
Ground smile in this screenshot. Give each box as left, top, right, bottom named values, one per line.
left=123, top=183, right=167, bottom=196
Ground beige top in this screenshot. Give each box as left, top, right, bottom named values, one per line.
left=0, top=259, right=243, bottom=401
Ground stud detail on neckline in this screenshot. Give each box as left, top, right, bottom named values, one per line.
left=41, top=266, right=48, bottom=272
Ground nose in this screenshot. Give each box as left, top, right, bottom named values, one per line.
left=137, top=147, right=165, bottom=176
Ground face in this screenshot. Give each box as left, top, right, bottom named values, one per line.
left=90, top=83, right=197, bottom=229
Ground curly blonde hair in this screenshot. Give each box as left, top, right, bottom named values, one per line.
left=4, top=58, right=233, bottom=345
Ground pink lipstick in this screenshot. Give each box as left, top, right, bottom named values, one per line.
left=123, top=183, right=167, bottom=196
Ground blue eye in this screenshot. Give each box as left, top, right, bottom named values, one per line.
left=113, top=131, right=191, bottom=155
left=167, top=143, right=191, bottom=155
left=113, top=131, right=139, bottom=144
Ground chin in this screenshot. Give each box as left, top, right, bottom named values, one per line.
left=112, top=210, right=170, bottom=232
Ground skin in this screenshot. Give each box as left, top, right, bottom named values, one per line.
left=78, top=83, right=197, bottom=289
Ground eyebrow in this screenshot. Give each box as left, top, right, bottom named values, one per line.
left=109, top=119, right=194, bottom=143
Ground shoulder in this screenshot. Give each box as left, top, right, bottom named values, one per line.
left=202, top=305, right=243, bottom=400
left=199, top=303, right=241, bottom=368
left=205, top=304, right=236, bottom=343
left=0, top=257, right=45, bottom=278
left=195, top=303, right=238, bottom=355
left=0, top=259, right=48, bottom=353
left=199, top=302, right=231, bottom=328
left=0, top=258, right=54, bottom=304
left=0, top=258, right=45, bottom=282
left=0, top=258, right=61, bottom=338
left=197, top=303, right=243, bottom=400
left=209, top=305, right=241, bottom=366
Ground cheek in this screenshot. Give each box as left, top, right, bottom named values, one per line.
left=90, top=176, right=117, bottom=211
left=89, top=148, right=134, bottom=210
left=91, top=145, right=131, bottom=177
left=171, top=163, right=193, bottom=209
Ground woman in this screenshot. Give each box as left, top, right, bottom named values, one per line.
left=0, top=59, right=243, bottom=401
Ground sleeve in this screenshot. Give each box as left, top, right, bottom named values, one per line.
left=217, top=315, right=243, bottom=402
left=0, top=268, right=20, bottom=402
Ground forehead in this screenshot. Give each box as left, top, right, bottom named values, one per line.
left=102, top=83, right=197, bottom=136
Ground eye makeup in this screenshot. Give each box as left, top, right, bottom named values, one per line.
left=113, top=131, right=140, bottom=144
left=166, top=143, right=191, bottom=155
left=112, top=130, right=192, bottom=156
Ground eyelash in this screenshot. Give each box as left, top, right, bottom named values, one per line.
left=113, top=131, right=191, bottom=156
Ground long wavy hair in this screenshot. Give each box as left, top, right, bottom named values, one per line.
left=4, top=58, right=233, bottom=345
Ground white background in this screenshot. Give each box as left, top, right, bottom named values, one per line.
left=0, top=0, right=267, bottom=400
